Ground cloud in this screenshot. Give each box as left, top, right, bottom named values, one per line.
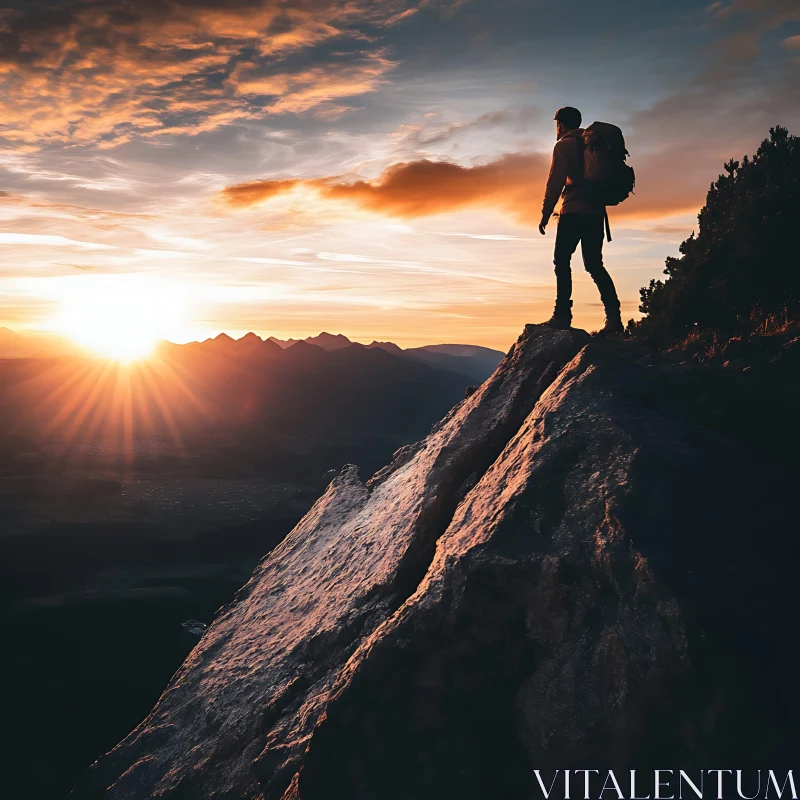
left=0, top=0, right=420, bottom=147
left=220, top=153, right=551, bottom=223
left=402, top=107, right=541, bottom=149
left=715, top=0, right=800, bottom=27
left=219, top=144, right=718, bottom=226
left=715, top=30, right=761, bottom=64
left=323, top=156, right=547, bottom=219
left=441, top=233, right=527, bottom=240
left=0, top=233, right=115, bottom=249
left=622, top=2, right=800, bottom=219
left=228, top=50, right=398, bottom=117
left=220, top=177, right=302, bottom=207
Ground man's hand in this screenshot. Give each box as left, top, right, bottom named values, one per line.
left=539, top=215, right=549, bottom=235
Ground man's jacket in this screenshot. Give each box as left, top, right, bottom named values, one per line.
left=541, top=128, right=604, bottom=220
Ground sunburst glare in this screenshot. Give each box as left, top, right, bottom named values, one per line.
left=51, top=275, right=188, bottom=361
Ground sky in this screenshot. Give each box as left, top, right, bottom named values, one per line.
left=0, top=0, right=798, bottom=351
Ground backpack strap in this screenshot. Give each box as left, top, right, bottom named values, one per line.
left=604, top=209, right=612, bottom=242
left=562, top=130, right=585, bottom=191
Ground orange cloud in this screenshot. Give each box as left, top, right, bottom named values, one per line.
left=221, top=155, right=550, bottom=223
left=0, top=0, right=419, bottom=147
left=227, top=50, right=398, bottom=117
left=323, top=156, right=547, bottom=219
left=220, top=178, right=303, bottom=207
left=220, top=150, right=708, bottom=226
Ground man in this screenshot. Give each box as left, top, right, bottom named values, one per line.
left=538, top=106, right=623, bottom=335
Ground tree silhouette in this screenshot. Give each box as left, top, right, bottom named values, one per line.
left=629, top=127, right=800, bottom=352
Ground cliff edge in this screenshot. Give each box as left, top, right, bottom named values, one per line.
left=70, top=324, right=800, bottom=800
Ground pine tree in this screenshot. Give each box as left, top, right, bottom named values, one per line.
left=629, top=127, right=800, bottom=351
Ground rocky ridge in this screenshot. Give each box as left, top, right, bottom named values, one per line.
left=70, top=324, right=800, bottom=800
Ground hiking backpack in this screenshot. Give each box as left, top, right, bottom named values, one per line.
left=581, top=121, right=635, bottom=206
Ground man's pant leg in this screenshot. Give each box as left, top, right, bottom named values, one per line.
left=553, top=214, right=581, bottom=311
left=579, top=214, right=620, bottom=313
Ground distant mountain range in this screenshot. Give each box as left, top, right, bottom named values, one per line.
left=0, top=327, right=85, bottom=359
left=260, top=331, right=505, bottom=382
left=0, top=328, right=504, bottom=383
left=0, top=330, right=506, bottom=483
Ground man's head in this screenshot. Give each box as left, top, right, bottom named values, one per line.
left=554, top=106, right=582, bottom=139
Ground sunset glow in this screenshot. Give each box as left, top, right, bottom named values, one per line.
left=0, top=0, right=796, bottom=349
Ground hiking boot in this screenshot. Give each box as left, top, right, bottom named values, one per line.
left=593, top=314, right=624, bottom=338
left=545, top=301, right=572, bottom=330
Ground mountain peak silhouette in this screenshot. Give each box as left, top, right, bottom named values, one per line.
left=306, top=332, right=352, bottom=350
left=210, top=332, right=236, bottom=345
left=367, top=340, right=404, bottom=356
left=269, top=332, right=353, bottom=351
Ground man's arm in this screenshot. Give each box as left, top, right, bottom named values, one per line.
left=539, top=140, right=569, bottom=234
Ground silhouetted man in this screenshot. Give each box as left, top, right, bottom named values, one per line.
left=539, top=106, right=623, bottom=335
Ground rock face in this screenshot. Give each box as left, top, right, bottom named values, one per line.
left=71, top=325, right=800, bottom=800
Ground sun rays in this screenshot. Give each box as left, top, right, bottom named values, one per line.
left=9, top=348, right=210, bottom=473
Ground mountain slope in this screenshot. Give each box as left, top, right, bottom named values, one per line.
left=69, top=325, right=587, bottom=799
left=70, top=325, right=799, bottom=800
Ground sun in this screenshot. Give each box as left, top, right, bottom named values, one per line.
left=52, top=275, right=186, bottom=361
